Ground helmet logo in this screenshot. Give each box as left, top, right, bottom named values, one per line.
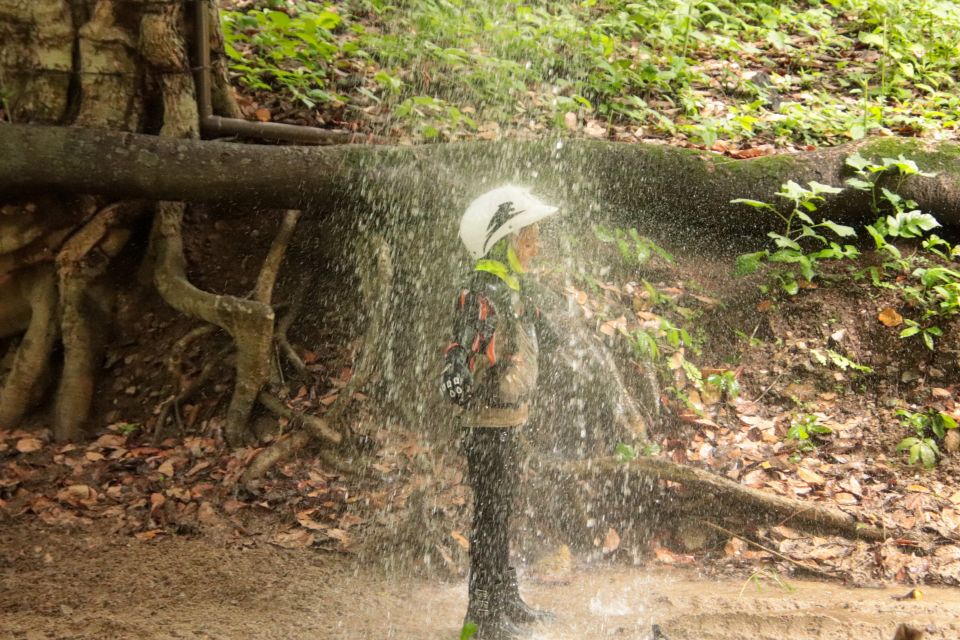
left=485, top=201, right=524, bottom=251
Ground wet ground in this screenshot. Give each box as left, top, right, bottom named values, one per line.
left=2, top=525, right=957, bottom=640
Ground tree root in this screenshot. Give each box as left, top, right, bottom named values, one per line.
left=152, top=201, right=275, bottom=446
left=550, top=456, right=892, bottom=543
left=242, top=234, right=393, bottom=483
left=53, top=200, right=138, bottom=439
left=240, top=430, right=314, bottom=487
left=0, top=266, right=58, bottom=428
left=153, top=335, right=231, bottom=440
left=274, top=285, right=310, bottom=380
left=240, top=391, right=342, bottom=487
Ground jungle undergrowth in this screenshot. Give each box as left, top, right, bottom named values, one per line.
left=219, top=0, right=960, bottom=147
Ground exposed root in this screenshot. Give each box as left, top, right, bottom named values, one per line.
left=241, top=390, right=343, bottom=487
left=152, top=202, right=275, bottom=446
left=274, top=282, right=310, bottom=380
left=257, top=391, right=342, bottom=445
left=0, top=266, right=58, bottom=428
left=551, top=456, right=891, bottom=543
left=154, top=339, right=231, bottom=440
left=240, top=430, right=313, bottom=487
left=53, top=200, right=138, bottom=440
left=242, top=235, right=393, bottom=482
left=253, top=210, right=300, bottom=304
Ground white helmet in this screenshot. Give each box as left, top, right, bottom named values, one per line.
left=459, top=185, right=559, bottom=259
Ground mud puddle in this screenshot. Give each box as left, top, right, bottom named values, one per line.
left=2, top=526, right=957, bottom=640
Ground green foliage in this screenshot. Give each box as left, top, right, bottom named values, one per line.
left=732, top=180, right=858, bottom=295
left=460, top=622, right=478, bottom=640
left=786, top=413, right=832, bottom=452
left=808, top=348, right=873, bottom=374
left=615, top=440, right=661, bottom=462
left=221, top=3, right=346, bottom=108
left=114, top=422, right=141, bottom=436
left=221, top=0, right=960, bottom=144
left=896, top=408, right=956, bottom=468
left=594, top=226, right=674, bottom=267
left=846, top=154, right=956, bottom=350
left=705, top=370, right=740, bottom=401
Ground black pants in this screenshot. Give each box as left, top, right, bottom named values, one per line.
left=463, top=427, right=518, bottom=588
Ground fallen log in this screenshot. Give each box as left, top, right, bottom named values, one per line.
left=2, top=124, right=959, bottom=237
left=551, top=456, right=892, bottom=542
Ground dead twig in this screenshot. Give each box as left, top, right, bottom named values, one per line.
left=702, top=520, right=844, bottom=581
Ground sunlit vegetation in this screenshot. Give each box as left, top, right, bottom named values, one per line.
left=221, top=0, right=960, bottom=146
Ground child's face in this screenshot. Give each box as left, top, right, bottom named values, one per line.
left=514, top=224, right=540, bottom=269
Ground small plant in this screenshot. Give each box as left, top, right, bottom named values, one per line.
left=614, top=441, right=660, bottom=462
left=114, top=422, right=142, bottom=436
left=844, top=153, right=955, bottom=350
left=594, top=226, right=674, bottom=267
left=705, top=369, right=741, bottom=402
left=733, top=180, right=858, bottom=295
left=808, top=348, right=873, bottom=374
left=896, top=408, right=957, bottom=468
left=786, top=413, right=832, bottom=452
left=460, top=622, right=478, bottom=640
left=739, top=568, right=796, bottom=596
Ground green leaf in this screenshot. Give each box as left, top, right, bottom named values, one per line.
left=461, top=622, right=478, bottom=640
left=845, top=153, right=871, bottom=171
left=807, top=181, right=843, bottom=195
left=734, top=251, right=767, bottom=276
left=781, top=277, right=800, bottom=295
left=845, top=178, right=873, bottom=190
left=267, top=10, right=291, bottom=27
left=615, top=442, right=638, bottom=462
left=818, top=220, right=857, bottom=238
left=897, top=437, right=920, bottom=452
left=899, top=326, right=921, bottom=338
left=768, top=233, right=801, bottom=251
left=731, top=198, right=774, bottom=210
left=919, top=442, right=937, bottom=468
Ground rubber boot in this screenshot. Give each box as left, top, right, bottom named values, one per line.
left=501, top=567, right=554, bottom=625
left=464, top=573, right=524, bottom=640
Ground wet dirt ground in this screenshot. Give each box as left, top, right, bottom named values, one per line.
left=2, top=525, right=957, bottom=640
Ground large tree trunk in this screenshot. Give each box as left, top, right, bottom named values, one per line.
left=0, top=0, right=282, bottom=445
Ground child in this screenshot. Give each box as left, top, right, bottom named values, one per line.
left=441, top=186, right=559, bottom=639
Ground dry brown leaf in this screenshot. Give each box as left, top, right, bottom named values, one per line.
left=254, top=107, right=271, bottom=122
left=15, top=438, right=43, bottom=453
left=296, top=509, right=327, bottom=531
left=797, top=467, right=826, bottom=484
left=149, top=492, right=166, bottom=513
left=157, top=459, right=176, bottom=477
left=652, top=545, right=694, bottom=565
left=878, top=307, right=903, bottom=327
left=724, top=536, right=747, bottom=556
left=134, top=529, right=162, bottom=541
left=93, top=434, right=126, bottom=449
left=833, top=492, right=859, bottom=505
left=273, top=529, right=315, bottom=549
left=602, top=527, right=621, bottom=554
left=325, top=528, right=350, bottom=545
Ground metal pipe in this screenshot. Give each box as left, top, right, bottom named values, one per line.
left=192, top=0, right=380, bottom=145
